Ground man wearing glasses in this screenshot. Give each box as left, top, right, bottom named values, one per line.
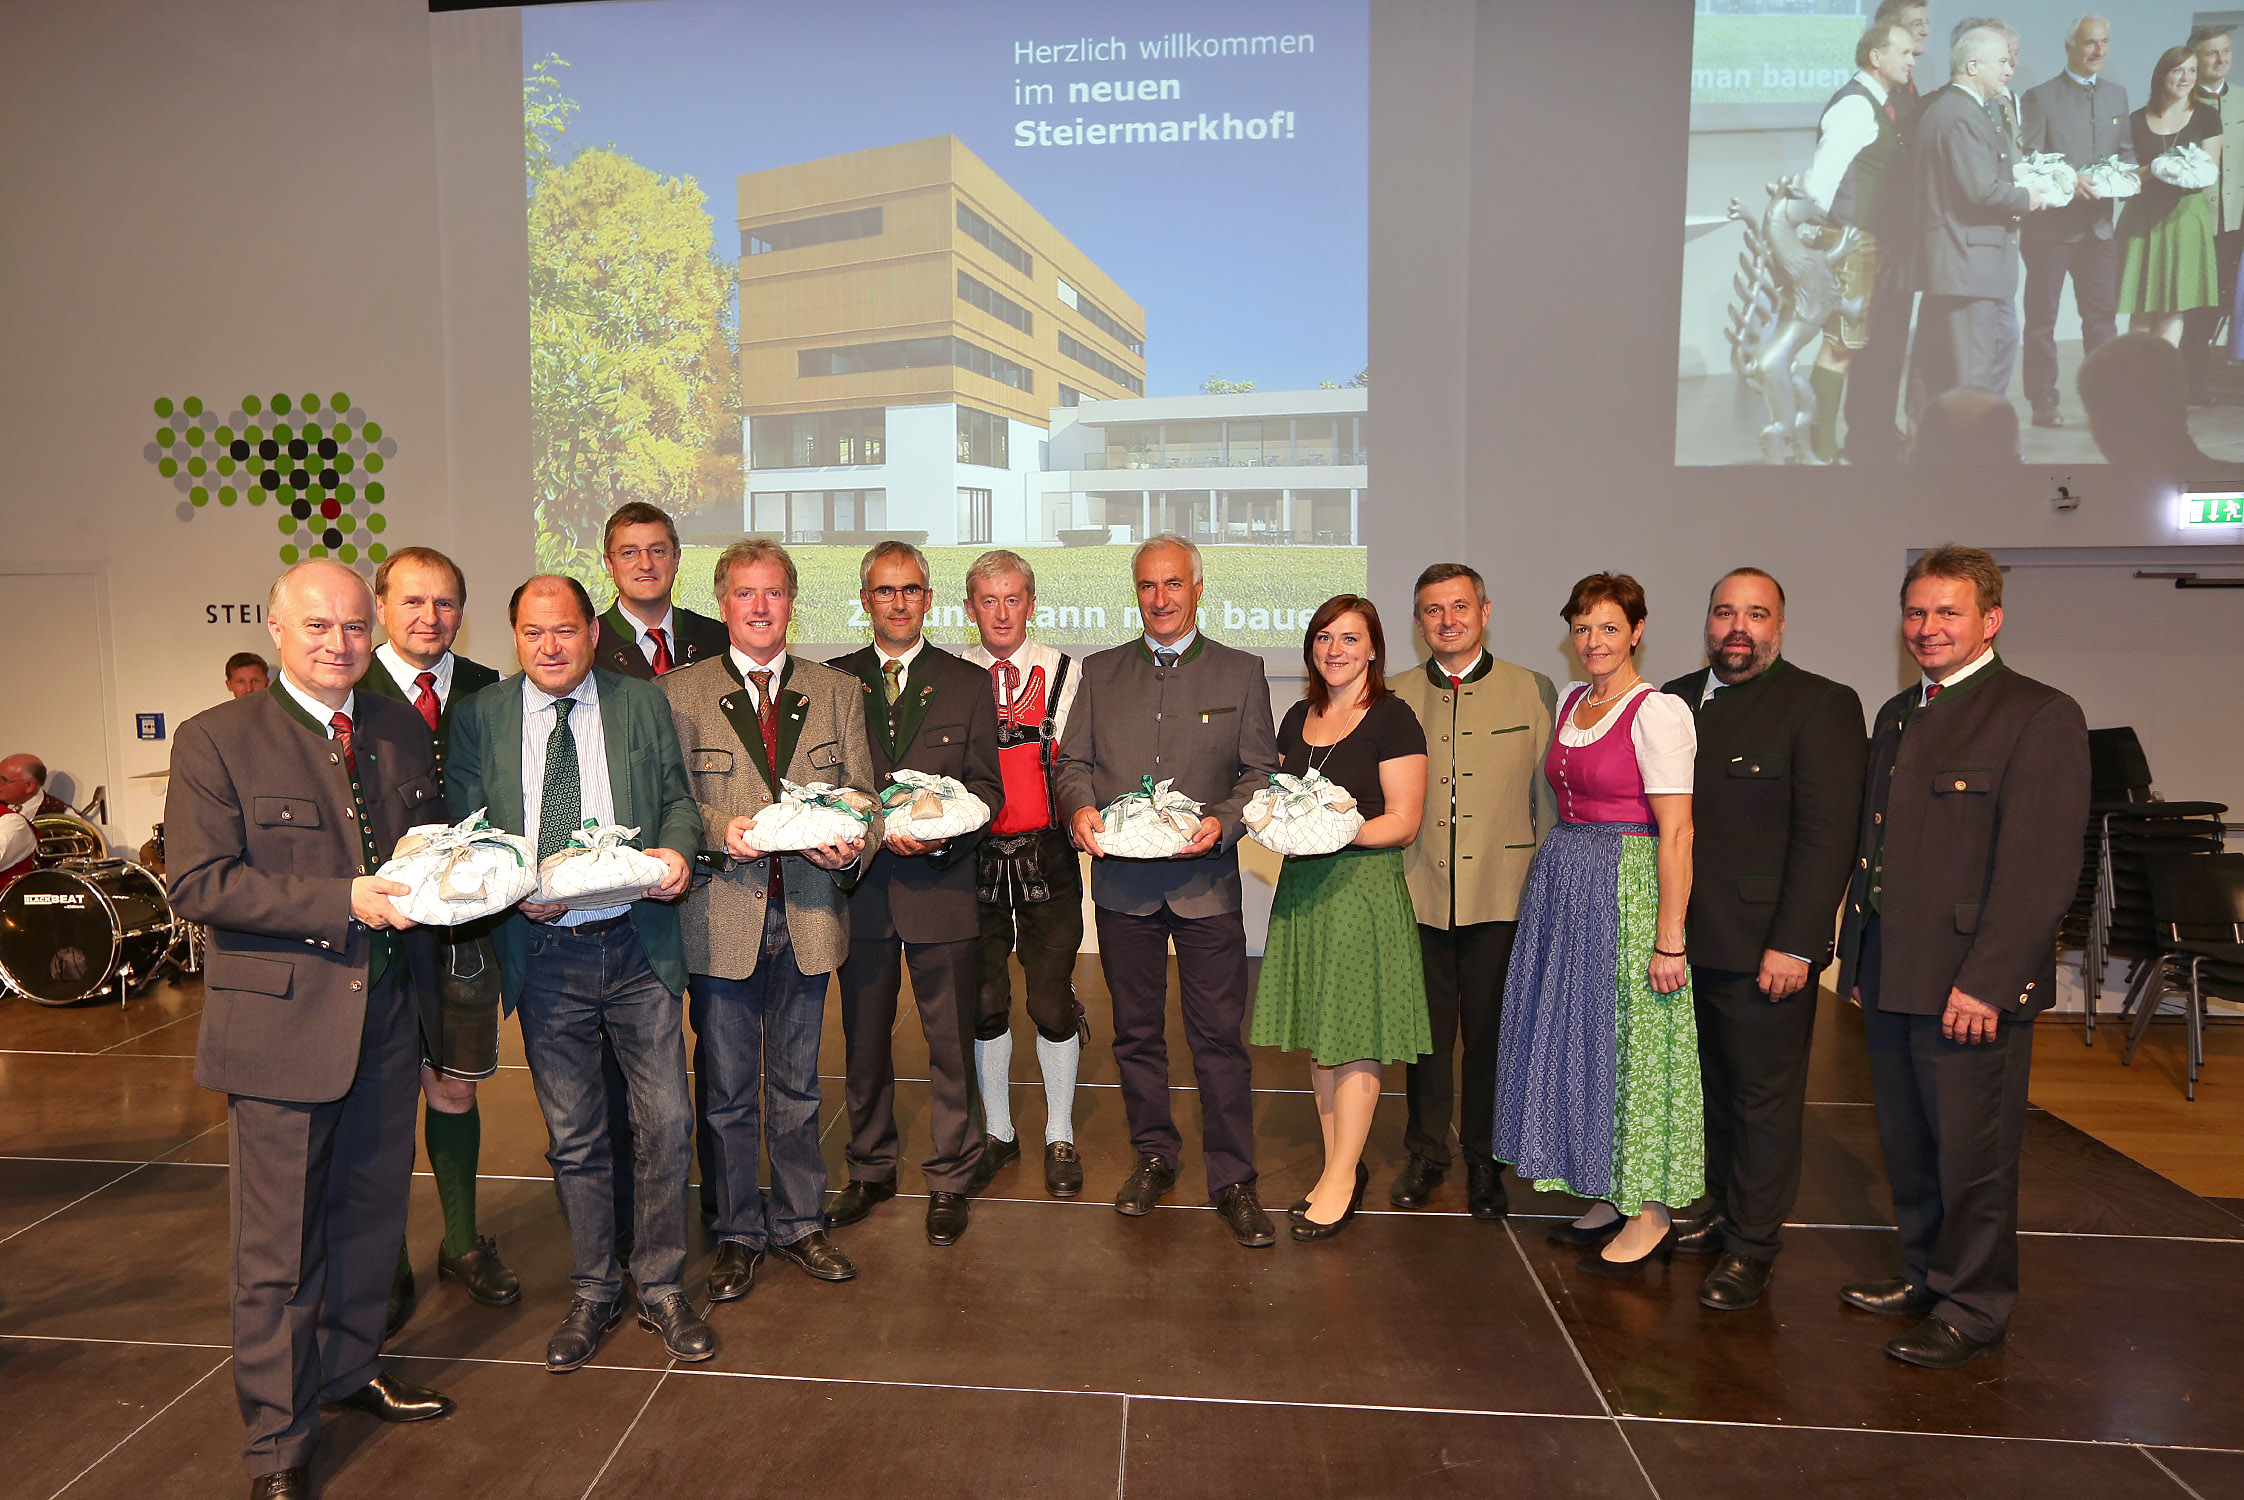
left=594, top=502, right=726, bottom=681
left=825, top=542, right=1004, bottom=1247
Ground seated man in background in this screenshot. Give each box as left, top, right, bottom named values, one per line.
left=2078, top=331, right=2244, bottom=476
left=0, top=753, right=69, bottom=819
left=226, top=651, right=272, bottom=698
left=1909, top=388, right=2020, bottom=468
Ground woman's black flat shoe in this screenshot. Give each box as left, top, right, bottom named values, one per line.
left=1578, top=1223, right=1677, bottom=1278
left=1290, top=1162, right=1370, bottom=1238
left=1546, top=1216, right=1626, bottom=1249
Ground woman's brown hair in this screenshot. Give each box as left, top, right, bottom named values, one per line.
left=1301, top=594, right=1389, bottom=712
left=1560, top=572, right=1648, bottom=628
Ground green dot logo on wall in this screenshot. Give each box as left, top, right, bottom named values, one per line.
left=144, top=393, right=396, bottom=566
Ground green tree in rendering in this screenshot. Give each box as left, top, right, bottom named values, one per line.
left=525, top=56, right=740, bottom=559
left=1200, top=374, right=1258, bottom=394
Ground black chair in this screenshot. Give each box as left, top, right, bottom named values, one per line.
left=2122, top=853, right=2244, bottom=1100
left=2070, top=727, right=2228, bottom=1042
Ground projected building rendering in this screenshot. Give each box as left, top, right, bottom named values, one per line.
left=735, top=135, right=1146, bottom=547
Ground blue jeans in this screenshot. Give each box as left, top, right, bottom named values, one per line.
left=690, top=898, right=831, bottom=1249
left=517, top=918, right=691, bottom=1305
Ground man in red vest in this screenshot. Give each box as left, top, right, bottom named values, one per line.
left=961, top=550, right=1088, bottom=1199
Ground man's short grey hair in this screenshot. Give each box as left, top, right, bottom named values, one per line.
left=266, top=559, right=373, bottom=622
left=1951, top=24, right=2009, bottom=75
left=1132, top=532, right=1203, bottom=585
left=858, top=538, right=930, bottom=591
left=2069, top=13, right=2111, bottom=47
left=964, top=548, right=1037, bottom=597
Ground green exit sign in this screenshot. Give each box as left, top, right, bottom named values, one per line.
left=2182, top=492, right=2244, bottom=527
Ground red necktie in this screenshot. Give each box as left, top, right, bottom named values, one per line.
left=748, top=670, right=782, bottom=897
left=992, top=660, right=1019, bottom=703
left=1448, top=674, right=1463, bottom=691
left=329, top=711, right=356, bottom=772
left=648, top=628, right=673, bottom=676
left=413, top=671, right=440, bottom=731
left=1925, top=683, right=1944, bottom=703
left=1884, top=97, right=1897, bottom=123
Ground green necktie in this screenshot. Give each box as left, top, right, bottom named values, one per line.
left=539, top=697, right=581, bottom=861
left=882, top=659, right=903, bottom=705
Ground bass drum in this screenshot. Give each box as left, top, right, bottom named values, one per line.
left=34, top=812, right=107, bottom=864
left=0, top=860, right=177, bottom=1005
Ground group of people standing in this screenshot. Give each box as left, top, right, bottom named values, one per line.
left=167, top=504, right=2091, bottom=1500
left=1800, top=4, right=2244, bottom=462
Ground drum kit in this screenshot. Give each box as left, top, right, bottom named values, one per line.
left=0, top=770, right=201, bottom=1007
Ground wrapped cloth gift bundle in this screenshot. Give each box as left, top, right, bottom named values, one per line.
left=1097, top=776, right=1207, bottom=859
left=532, top=822, right=672, bottom=909
left=379, top=810, right=539, bottom=926
left=745, top=780, right=881, bottom=852
left=2013, top=150, right=2078, bottom=201
left=2151, top=141, right=2218, bottom=191
left=1242, top=770, right=1366, bottom=857
left=2078, top=154, right=2141, bottom=198
left=879, top=770, right=991, bottom=842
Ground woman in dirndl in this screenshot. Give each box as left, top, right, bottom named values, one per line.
left=1493, top=573, right=1702, bottom=1276
left=2117, top=45, right=2221, bottom=346
left=1251, top=594, right=1431, bottom=1242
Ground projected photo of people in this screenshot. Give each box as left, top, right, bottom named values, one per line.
left=1679, top=0, right=2244, bottom=468
left=524, top=0, right=1368, bottom=647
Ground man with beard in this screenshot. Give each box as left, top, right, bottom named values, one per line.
left=1661, top=569, right=1866, bottom=1312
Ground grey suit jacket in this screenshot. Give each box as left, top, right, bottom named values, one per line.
left=168, top=686, right=442, bottom=1102
left=1054, top=634, right=1280, bottom=918
left=661, top=654, right=875, bottom=981
left=2020, top=72, right=2132, bottom=244
left=1911, top=82, right=2034, bottom=299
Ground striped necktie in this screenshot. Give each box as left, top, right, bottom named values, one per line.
left=539, top=698, right=582, bottom=861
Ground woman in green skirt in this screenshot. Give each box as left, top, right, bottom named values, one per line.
left=2117, top=45, right=2223, bottom=345
left=1251, top=594, right=1430, bottom=1242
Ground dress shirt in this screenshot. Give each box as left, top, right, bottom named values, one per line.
left=625, top=604, right=678, bottom=664
left=278, top=673, right=354, bottom=734
left=727, top=646, right=789, bottom=712
left=1142, top=627, right=1199, bottom=659
left=521, top=673, right=622, bottom=924
left=376, top=643, right=454, bottom=707
left=1805, top=70, right=1891, bottom=214
left=0, top=808, right=34, bottom=870
left=2070, top=70, right=2099, bottom=90
left=1920, top=643, right=1996, bottom=705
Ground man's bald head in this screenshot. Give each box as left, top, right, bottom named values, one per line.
left=268, top=559, right=375, bottom=625
left=0, top=754, right=44, bottom=809
left=264, top=561, right=376, bottom=709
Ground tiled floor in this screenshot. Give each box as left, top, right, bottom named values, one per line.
left=3, top=964, right=2240, bottom=1500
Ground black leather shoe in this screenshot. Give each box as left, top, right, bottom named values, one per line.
left=2031, top=407, right=2065, bottom=428
left=1292, top=1164, right=1369, bottom=1242
left=385, top=1260, right=414, bottom=1342
left=1698, top=1252, right=1773, bottom=1311
left=437, top=1236, right=521, bottom=1306
left=1886, top=1315, right=2002, bottom=1370
left=1839, top=1278, right=1937, bottom=1318
left=1673, top=1213, right=1727, bottom=1256
left=1465, top=1158, right=1508, bottom=1221
left=1579, top=1221, right=1678, bottom=1278
left=926, top=1191, right=971, bottom=1246
left=324, top=1373, right=455, bottom=1423
left=1216, top=1182, right=1278, bottom=1248
left=1388, top=1155, right=1445, bottom=1211
left=968, top=1134, right=1021, bottom=1194
left=770, top=1229, right=857, bottom=1282
left=249, top=1468, right=309, bottom=1499
left=638, top=1292, right=718, bottom=1363
left=706, top=1241, right=763, bottom=1303
left=1044, top=1141, right=1084, bottom=1198
left=1114, top=1155, right=1177, bottom=1216
left=1546, top=1214, right=1625, bottom=1249
left=546, top=1296, right=624, bottom=1373
left=824, top=1178, right=896, bottom=1228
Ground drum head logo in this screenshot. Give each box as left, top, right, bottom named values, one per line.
left=143, top=393, right=396, bottom=568
left=22, top=893, right=87, bottom=908
left=49, top=947, right=89, bottom=985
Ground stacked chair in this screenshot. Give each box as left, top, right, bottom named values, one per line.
left=2066, top=728, right=2229, bottom=1045
left=2124, top=854, right=2244, bottom=1100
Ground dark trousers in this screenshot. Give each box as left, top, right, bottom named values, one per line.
left=1404, top=920, right=1515, bottom=1169
left=2183, top=226, right=2244, bottom=390
left=2022, top=232, right=2118, bottom=413
left=976, top=838, right=1085, bottom=1043
left=1691, top=964, right=1819, bottom=1261
left=1859, top=920, right=2035, bottom=1342
left=1094, top=903, right=1257, bottom=1197
left=836, top=934, right=982, bottom=1192
left=689, top=898, right=829, bottom=1251
left=228, top=971, right=416, bottom=1476
left=517, top=918, right=692, bottom=1306
left=1843, top=274, right=1917, bottom=461
left=1915, top=293, right=2018, bottom=405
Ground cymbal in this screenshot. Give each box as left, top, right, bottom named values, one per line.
left=130, top=769, right=172, bottom=781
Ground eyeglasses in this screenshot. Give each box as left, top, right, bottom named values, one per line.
left=869, top=584, right=927, bottom=603
left=611, top=545, right=675, bottom=566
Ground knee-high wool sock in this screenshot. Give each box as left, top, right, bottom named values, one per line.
left=974, top=1031, right=1016, bottom=1143
left=1810, top=364, right=1846, bottom=462
left=1036, top=1032, right=1080, bottom=1145
left=425, top=1103, right=482, bottom=1258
